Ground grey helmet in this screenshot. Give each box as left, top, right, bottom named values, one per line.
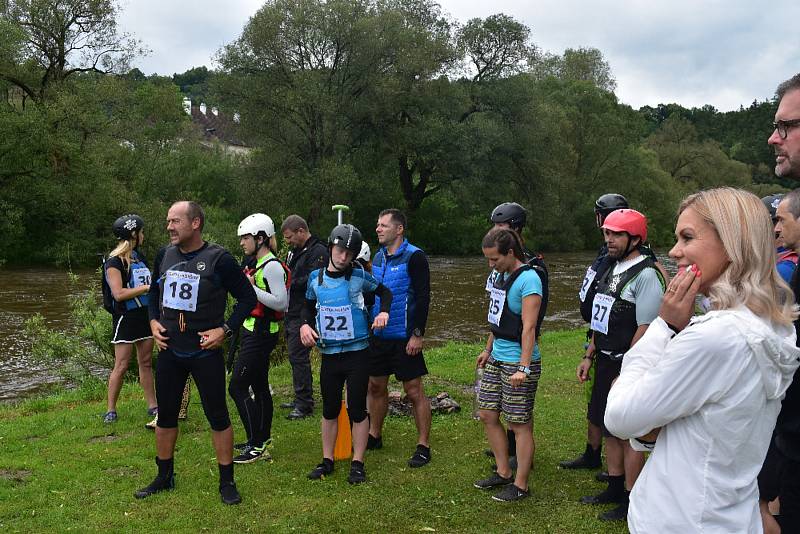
left=328, top=224, right=363, bottom=255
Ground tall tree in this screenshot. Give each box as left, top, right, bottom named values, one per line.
left=0, top=0, right=144, bottom=105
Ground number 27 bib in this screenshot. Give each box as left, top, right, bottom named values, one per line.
left=162, top=270, right=200, bottom=311
left=590, top=293, right=614, bottom=335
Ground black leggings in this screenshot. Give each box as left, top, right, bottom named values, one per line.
left=156, top=349, right=231, bottom=431
left=228, top=328, right=277, bottom=446
left=320, top=349, right=369, bottom=423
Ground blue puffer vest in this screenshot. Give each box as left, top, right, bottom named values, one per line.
left=372, top=239, right=420, bottom=340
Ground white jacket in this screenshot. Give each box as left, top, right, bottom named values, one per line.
left=605, top=308, right=800, bottom=534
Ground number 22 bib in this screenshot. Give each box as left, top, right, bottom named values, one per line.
left=319, top=304, right=355, bottom=341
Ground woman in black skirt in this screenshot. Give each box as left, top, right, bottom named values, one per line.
left=103, top=214, right=156, bottom=423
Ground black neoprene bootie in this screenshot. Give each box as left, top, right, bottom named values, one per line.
left=599, top=490, right=629, bottom=521
left=580, top=474, right=624, bottom=505
left=134, top=457, right=175, bottom=499
left=559, top=443, right=602, bottom=469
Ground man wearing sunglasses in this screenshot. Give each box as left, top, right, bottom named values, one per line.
left=761, top=74, right=800, bottom=534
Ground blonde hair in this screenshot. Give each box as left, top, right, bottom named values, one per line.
left=109, top=233, right=138, bottom=272
left=679, top=187, right=797, bottom=326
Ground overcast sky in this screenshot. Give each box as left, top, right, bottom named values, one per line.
left=117, top=0, right=800, bottom=112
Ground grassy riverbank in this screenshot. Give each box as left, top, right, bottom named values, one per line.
left=0, top=330, right=627, bottom=533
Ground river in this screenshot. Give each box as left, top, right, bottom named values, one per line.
left=0, top=251, right=670, bottom=401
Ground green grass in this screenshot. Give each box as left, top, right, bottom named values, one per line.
left=0, top=330, right=627, bottom=533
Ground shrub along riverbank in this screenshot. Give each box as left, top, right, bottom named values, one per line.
left=0, top=331, right=627, bottom=533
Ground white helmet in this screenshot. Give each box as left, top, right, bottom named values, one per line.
left=357, top=241, right=371, bottom=263
left=237, top=213, right=275, bottom=238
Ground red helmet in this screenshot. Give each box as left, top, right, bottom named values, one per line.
left=602, top=209, right=647, bottom=242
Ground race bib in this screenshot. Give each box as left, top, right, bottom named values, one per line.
left=487, top=287, right=506, bottom=327
left=485, top=271, right=497, bottom=292
left=590, top=293, right=615, bottom=335
left=162, top=270, right=200, bottom=311
left=578, top=267, right=597, bottom=302
left=131, top=267, right=151, bottom=288
left=319, top=305, right=355, bottom=341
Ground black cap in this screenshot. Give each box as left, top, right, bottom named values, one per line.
left=329, top=224, right=363, bottom=254
left=112, top=214, right=144, bottom=240
left=761, top=194, right=784, bottom=223
left=490, top=202, right=527, bottom=230
left=594, top=194, right=629, bottom=217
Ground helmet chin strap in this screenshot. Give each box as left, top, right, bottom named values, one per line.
left=621, top=235, right=639, bottom=260
left=328, top=245, right=350, bottom=273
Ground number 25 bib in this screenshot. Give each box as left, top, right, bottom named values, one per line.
left=162, top=270, right=200, bottom=311
left=487, top=287, right=506, bottom=327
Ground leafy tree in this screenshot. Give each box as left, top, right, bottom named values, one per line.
left=0, top=0, right=145, bottom=104
left=530, top=47, right=616, bottom=92
left=457, top=13, right=535, bottom=82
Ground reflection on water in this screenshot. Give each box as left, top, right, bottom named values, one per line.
left=0, top=251, right=673, bottom=401
left=0, top=268, right=94, bottom=400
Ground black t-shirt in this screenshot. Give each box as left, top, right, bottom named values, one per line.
left=105, top=252, right=150, bottom=316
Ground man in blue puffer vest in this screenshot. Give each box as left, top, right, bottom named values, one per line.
left=367, top=209, right=432, bottom=468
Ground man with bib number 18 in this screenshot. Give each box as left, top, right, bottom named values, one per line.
left=300, top=224, right=392, bottom=484
left=576, top=209, right=665, bottom=522
left=135, top=201, right=257, bottom=505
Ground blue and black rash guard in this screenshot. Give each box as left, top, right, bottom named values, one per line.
left=302, top=267, right=393, bottom=354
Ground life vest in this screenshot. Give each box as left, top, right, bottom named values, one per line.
left=158, top=243, right=227, bottom=352
left=308, top=266, right=371, bottom=350
left=592, top=256, right=661, bottom=357
left=487, top=265, right=534, bottom=342
left=778, top=248, right=799, bottom=265
left=372, top=239, right=421, bottom=340
left=102, top=250, right=151, bottom=314
left=243, top=253, right=291, bottom=323
left=579, top=249, right=613, bottom=323
left=525, top=251, right=549, bottom=339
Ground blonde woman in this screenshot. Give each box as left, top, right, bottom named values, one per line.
left=103, top=214, right=156, bottom=423
left=605, top=188, right=800, bottom=533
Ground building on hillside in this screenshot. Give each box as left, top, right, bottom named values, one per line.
left=186, top=97, right=252, bottom=156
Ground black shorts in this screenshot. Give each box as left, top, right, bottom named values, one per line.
left=155, top=349, right=230, bottom=431
left=587, top=354, right=622, bottom=437
left=320, top=349, right=370, bottom=422
left=369, top=337, right=428, bottom=382
left=111, top=307, right=152, bottom=344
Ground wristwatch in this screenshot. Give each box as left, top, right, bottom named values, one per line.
left=517, top=365, right=531, bottom=376
left=413, top=328, right=423, bottom=337
left=222, top=324, right=233, bottom=339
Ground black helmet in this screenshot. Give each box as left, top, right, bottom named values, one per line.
left=490, top=202, right=527, bottom=230
left=329, top=224, right=363, bottom=255
left=761, top=194, right=784, bottom=223
left=112, top=214, right=144, bottom=240
left=594, top=194, right=629, bottom=217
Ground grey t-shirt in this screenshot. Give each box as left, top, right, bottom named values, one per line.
left=613, top=256, right=664, bottom=325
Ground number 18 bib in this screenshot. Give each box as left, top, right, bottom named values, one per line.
left=162, top=270, right=200, bottom=311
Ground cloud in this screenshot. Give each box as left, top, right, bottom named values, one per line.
left=117, top=0, right=262, bottom=76
left=117, top=0, right=800, bottom=110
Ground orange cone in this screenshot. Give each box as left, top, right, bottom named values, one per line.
left=334, top=400, right=352, bottom=460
